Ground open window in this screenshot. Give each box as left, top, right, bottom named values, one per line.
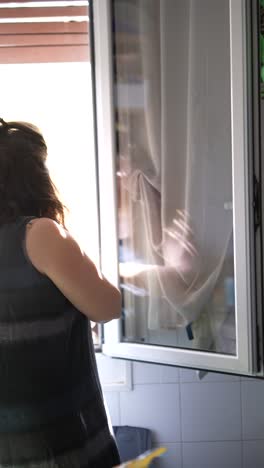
left=93, top=0, right=264, bottom=376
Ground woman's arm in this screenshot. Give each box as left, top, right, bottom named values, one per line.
left=25, top=218, right=121, bottom=323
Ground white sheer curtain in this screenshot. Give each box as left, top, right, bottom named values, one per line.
left=119, top=0, right=234, bottom=332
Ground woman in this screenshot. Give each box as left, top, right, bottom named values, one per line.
left=0, top=118, right=121, bottom=467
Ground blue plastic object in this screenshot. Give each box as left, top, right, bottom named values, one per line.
left=113, top=426, right=152, bottom=463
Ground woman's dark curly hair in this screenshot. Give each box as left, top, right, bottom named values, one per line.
left=0, top=118, right=65, bottom=226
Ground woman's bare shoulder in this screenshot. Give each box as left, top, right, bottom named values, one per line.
left=25, top=217, right=121, bottom=321
left=25, top=217, right=70, bottom=273
left=26, top=217, right=65, bottom=236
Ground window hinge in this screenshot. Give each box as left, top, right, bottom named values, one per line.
left=253, top=175, right=261, bottom=230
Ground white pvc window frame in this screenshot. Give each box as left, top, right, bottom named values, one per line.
left=93, top=0, right=257, bottom=376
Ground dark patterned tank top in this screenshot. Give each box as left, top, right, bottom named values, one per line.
left=0, top=216, right=120, bottom=467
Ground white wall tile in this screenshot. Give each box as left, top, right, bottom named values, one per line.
left=182, top=441, right=242, bottom=468
left=120, top=384, right=181, bottom=444
left=97, top=354, right=132, bottom=391
left=241, top=380, right=264, bottom=439
left=160, top=366, right=180, bottom=383
left=180, top=368, right=240, bottom=383
left=181, top=382, right=241, bottom=441
left=133, top=362, right=180, bottom=385
left=103, top=391, right=120, bottom=427
left=133, top=362, right=162, bottom=384
left=240, top=375, right=260, bottom=382
left=243, top=440, right=264, bottom=468
left=100, top=358, right=264, bottom=468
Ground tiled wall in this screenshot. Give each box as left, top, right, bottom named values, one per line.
left=98, top=357, right=264, bottom=468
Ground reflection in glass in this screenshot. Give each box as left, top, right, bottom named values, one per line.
left=113, top=0, right=236, bottom=354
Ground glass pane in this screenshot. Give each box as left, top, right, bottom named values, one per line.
left=113, top=0, right=236, bottom=354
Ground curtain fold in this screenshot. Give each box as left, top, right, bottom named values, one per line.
left=119, top=0, right=234, bottom=333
